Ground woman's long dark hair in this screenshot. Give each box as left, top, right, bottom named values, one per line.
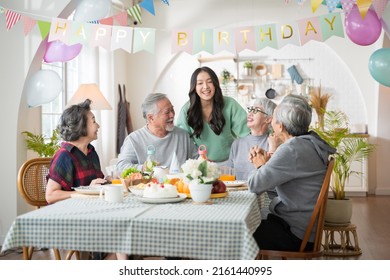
left=187, top=67, right=225, bottom=138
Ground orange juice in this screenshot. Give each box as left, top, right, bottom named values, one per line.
left=111, top=179, right=122, bottom=184
left=219, top=174, right=236, bottom=181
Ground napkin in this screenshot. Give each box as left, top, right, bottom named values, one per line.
left=169, top=151, right=180, bottom=174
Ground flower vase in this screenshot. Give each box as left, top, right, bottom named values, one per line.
left=189, top=183, right=212, bottom=203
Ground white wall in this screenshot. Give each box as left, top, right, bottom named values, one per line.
left=1, top=0, right=389, bottom=244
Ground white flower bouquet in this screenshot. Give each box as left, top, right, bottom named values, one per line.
left=181, top=158, right=220, bottom=184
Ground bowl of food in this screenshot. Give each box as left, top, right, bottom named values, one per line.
left=120, top=167, right=151, bottom=189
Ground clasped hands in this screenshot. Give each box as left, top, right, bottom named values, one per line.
left=249, top=134, right=283, bottom=169
left=249, top=145, right=271, bottom=169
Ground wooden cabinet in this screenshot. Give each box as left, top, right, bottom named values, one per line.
left=342, top=135, right=369, bottom=197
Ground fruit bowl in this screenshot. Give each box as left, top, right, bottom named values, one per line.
left=186, top=192, right=228, bottom=199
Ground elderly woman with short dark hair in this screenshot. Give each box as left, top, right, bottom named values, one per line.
left=45, top=99, right=106, bottom=204
left=248, top=94, right=336, bottom=252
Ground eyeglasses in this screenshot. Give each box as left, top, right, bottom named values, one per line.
left=246, top=106, right=268, bottom=115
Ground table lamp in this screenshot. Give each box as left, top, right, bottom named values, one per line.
left=67, top=83, right=112, bottom=110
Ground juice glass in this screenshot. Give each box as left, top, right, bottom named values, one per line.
left=218, top=166, right=236, bottom=181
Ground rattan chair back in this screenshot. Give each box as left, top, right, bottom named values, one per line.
left=17, top=157, right=51, bottom=208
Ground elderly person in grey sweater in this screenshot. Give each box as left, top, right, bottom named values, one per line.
left=248, top=94, right=336, bottom=252
left=117, top=93, right=198, bottom=173
left=227, top=97, right=277, bottom=180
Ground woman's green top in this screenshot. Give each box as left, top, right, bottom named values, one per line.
left=176, top=96, right=250, bottom=162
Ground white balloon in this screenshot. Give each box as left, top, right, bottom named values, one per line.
left=26, top=70, right=62, bottom=107
left=74, top=0, right=111, bottom=22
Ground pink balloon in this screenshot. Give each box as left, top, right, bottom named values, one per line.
left=43, top=40, right=83, bottom=63
left=345, top=5, right=382, bottom=46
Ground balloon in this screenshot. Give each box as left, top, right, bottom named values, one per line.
left=74, top=0, right=111, bottom=22
left=43, top=40, right=82, bottom=63
left=26, top=70, right=62, bottom=107
left=369, top=48, right=390, bottom=87
left=345, top=5, right=382, bottom=46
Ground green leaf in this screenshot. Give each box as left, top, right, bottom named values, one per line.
left=22, top=129, right=61, bottom=157
left=198, top=160, right=208, bottom=177
left=311, top=110, right=375, bottom=200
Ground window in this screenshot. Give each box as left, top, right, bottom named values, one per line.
left=41, top=58, right=79, bottom=138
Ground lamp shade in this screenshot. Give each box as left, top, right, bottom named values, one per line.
left=67, top=83, right=112, bottom=110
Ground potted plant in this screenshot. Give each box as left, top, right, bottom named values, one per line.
left=312, top=110, right=375, bottom=224
left=181, top=157, right=220, bottom=202
left=243, top=61, right=253, bottom=76
left=221, top=69, right=232, bottom=85
left=22, top=129, right=61, bottom=157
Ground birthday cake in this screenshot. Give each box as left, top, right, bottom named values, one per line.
left=143, top=183, right=178, bottom=199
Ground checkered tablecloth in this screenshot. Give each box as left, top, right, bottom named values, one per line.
left=1, top=191, right=261, bottom=260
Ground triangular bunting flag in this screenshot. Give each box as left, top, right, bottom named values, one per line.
left=326, top=0, right=340, bottom=12
left=341, top=0, right=356, bottom=16
left=0, top=6, right=4, bottom=14
left=127, top=5, right=142, bottom=24
left=22, top=15, right=37, bottom=36
left=140, top=0, right=155, bottom=16
left=356, top=0, right=373, bottom=19
left=311, top=0, right=323, bottom=12
left=5, top=10, right=21, bottom=30
left=372, top=0, right=388, bottom=18
left=99, top=16, right=114, bottom=26
left=37, top=20, right=51, bottom=39
left=161, top=0, right=170, bottom=5
left=113, top=11, right=128, bottom=26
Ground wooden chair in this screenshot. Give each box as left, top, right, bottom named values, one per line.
left=256, top=158, right=335, bottom=260
left=17, top=158, right=80, bottom=260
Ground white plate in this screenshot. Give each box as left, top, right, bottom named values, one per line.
left=137, top=193, right=187, bottom=204
left=73, top=186, right=102, bottom=195
left=74, top=185, right=126, bottom=195
left=223, top=180, right=247, bottom=187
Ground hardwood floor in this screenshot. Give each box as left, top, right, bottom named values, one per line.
left=1, top=195, right=389, bottom=260
left=321, top=195, right=390, bottom=260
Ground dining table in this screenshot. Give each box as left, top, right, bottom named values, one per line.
left=1, top=190, right=261, bottom=260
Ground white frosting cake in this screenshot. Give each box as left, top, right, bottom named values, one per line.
left=143, top=183, right=178, bottom=198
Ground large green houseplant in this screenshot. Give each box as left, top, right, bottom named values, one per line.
left=313, top=110, right=375, bottom=200
left=22, top=129, right=61, bottom=157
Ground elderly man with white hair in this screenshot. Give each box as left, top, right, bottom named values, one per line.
left=117, top=92, right=197, bottom=173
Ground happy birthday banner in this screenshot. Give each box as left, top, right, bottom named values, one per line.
left=0, top=8, right=344, bottom=55
left=172, top=13, right=345, bottom=54
left=48, top=18, right=155, bottom=53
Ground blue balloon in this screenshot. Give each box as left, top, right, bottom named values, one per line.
left=369, top=48, right=390, bottom=87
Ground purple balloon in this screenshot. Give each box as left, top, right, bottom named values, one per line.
left=345, top=5, right=382, bottom=46
left=43, top=40, right=83, bottom=63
